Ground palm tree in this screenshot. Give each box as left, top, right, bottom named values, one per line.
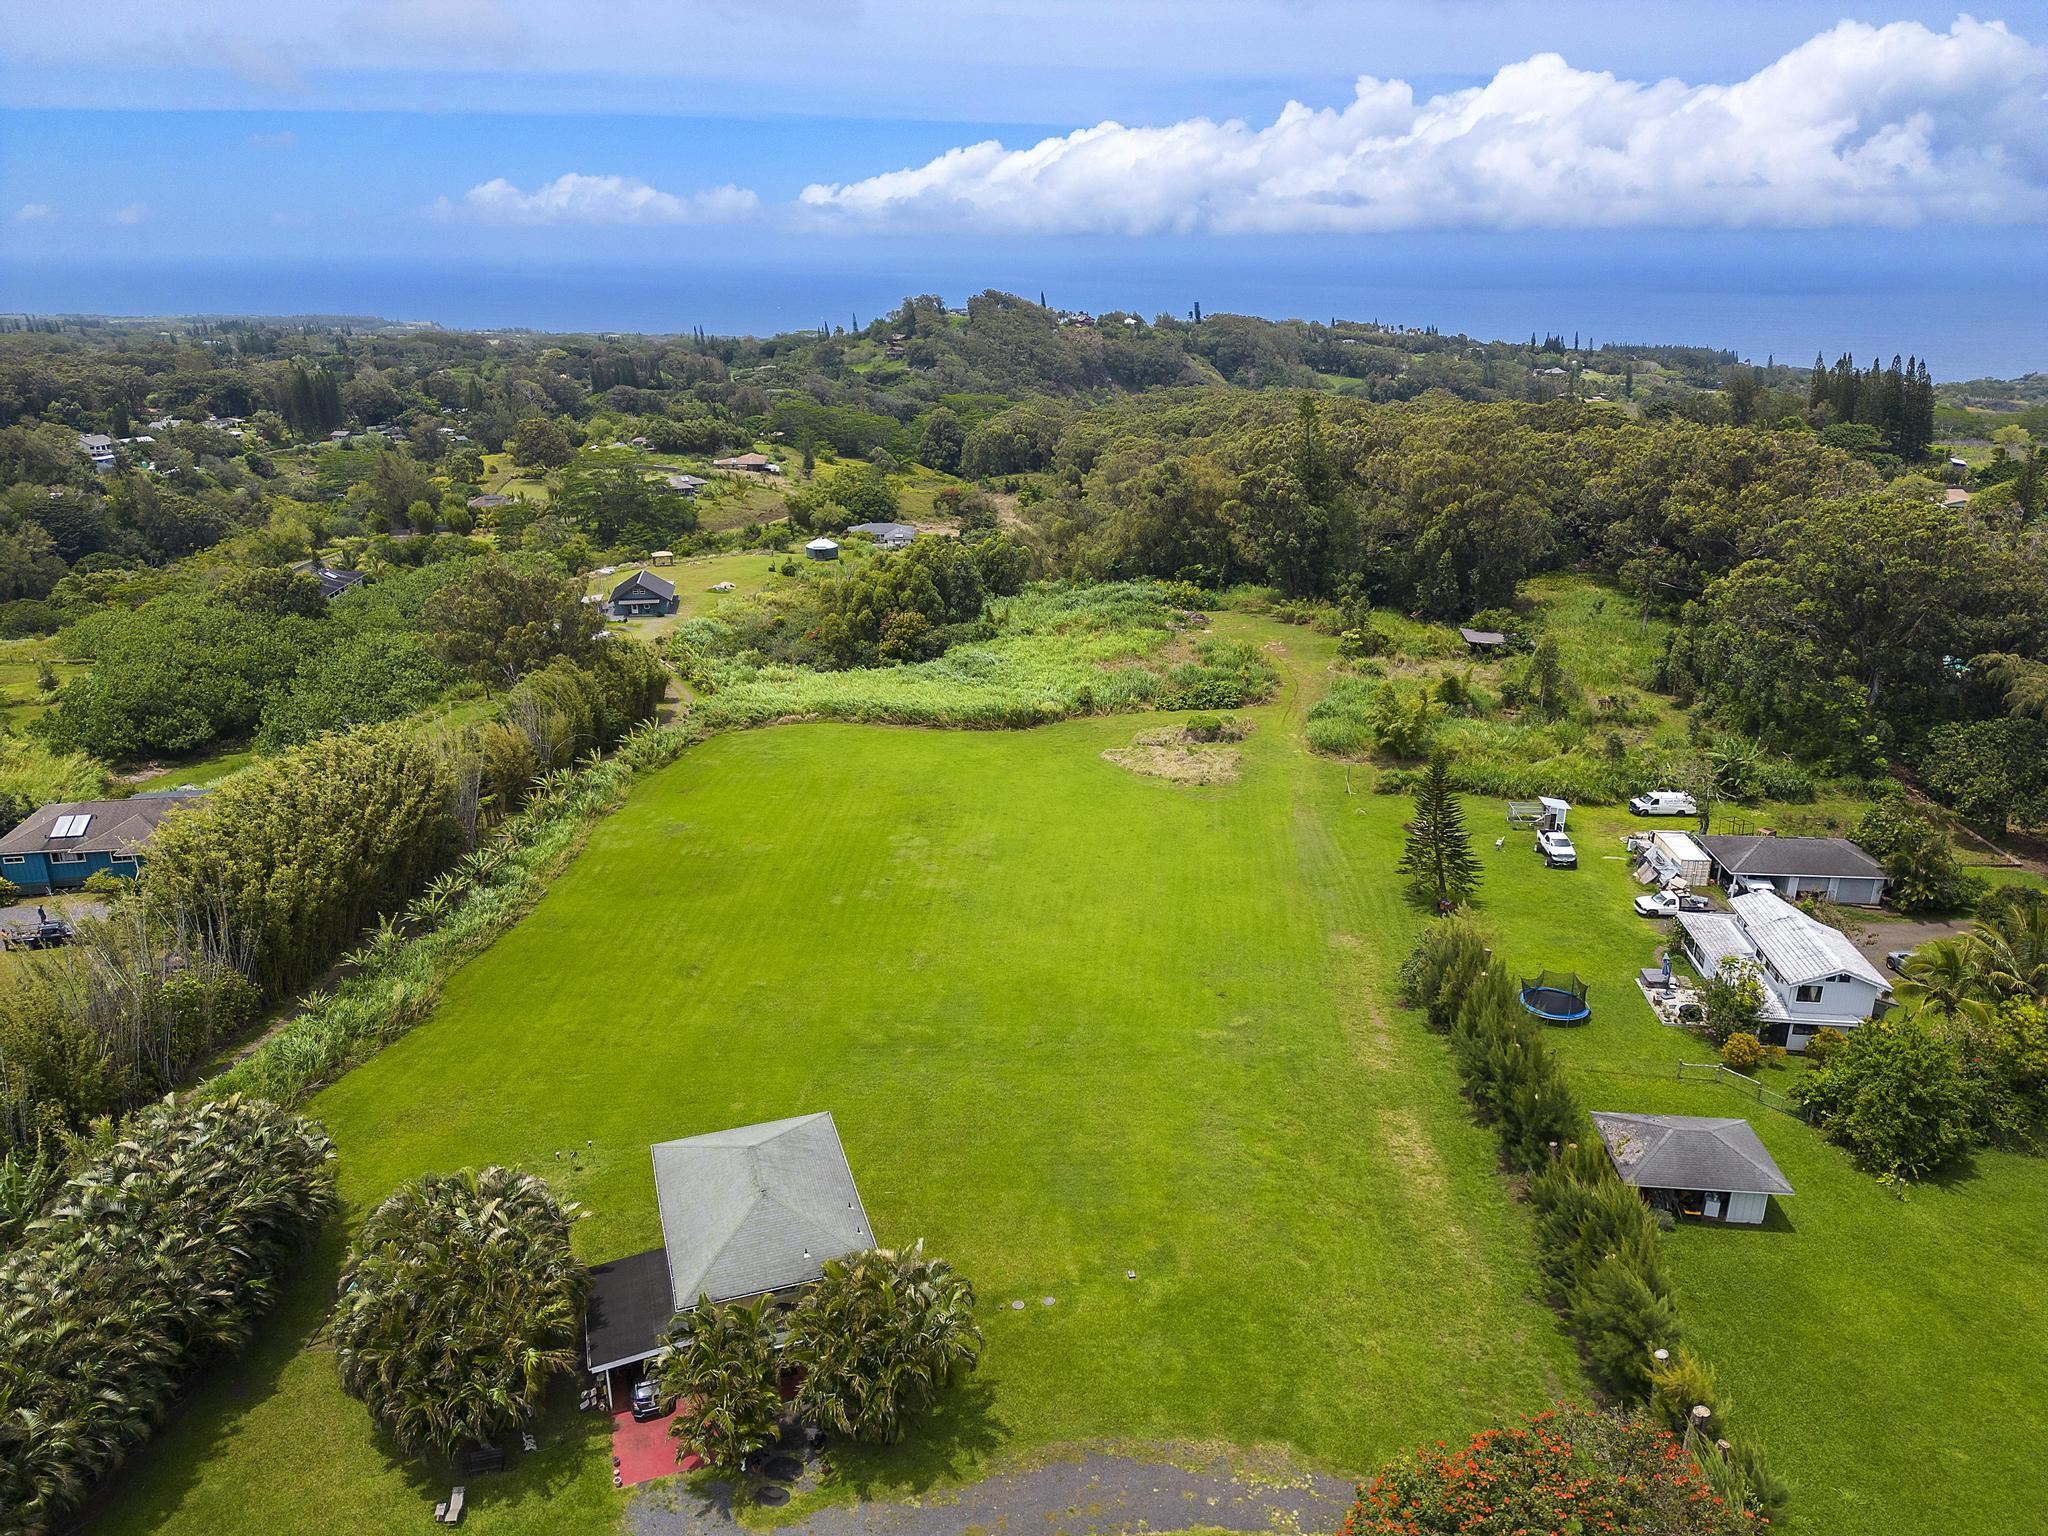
left=789, top=1243, right=983, bottom=1444
left=655, top=1295, right=782, bottom=1479
left=1897, top=936, right=1996, bottom=1022
left=333, top=1167, right=585, bottom=1462
left=1973, top=900, right=2048, bottom=1003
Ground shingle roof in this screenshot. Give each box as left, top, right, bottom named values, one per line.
left=1727, top=889, right=1889, bottom=989
left=314, top=567, right=365, bottom=599
left=0, top=791, right=205, bottom=859
left=610, top=570, right=675, bottom=602
left=1459, top=627, right=1507, bottom=646
left=1698, top=834, right=1884, bottom=882
left=1591, top=1112, right=1795, bottom=1197
left=583, top=1247, right=676, bottom=1373
left=650, top=1113, right=872, bottom=1312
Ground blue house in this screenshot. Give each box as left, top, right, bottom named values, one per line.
left=608, top=570, right=678, bottom=620
left=0, top=791, right=206, bottom=895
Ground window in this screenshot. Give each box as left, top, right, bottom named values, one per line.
left=51, top=852, right=86, bottom=864
left=1795, top=983, right=1824, bottom=1003
left=1, top=855, right=22, bottom=865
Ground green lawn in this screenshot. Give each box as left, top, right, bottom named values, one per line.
left=83, top=619, right=2048, bottom=1536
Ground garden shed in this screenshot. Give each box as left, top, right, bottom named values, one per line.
left=1590, top=1111, right=1794, bottom=1225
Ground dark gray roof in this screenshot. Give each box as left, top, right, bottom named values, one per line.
left=0, top=791, right=206, bottom=859
left=846, top=521, right=918, bottom=543
left=583, top=1247, right=676, bottom=1373
left=1698, top=835, right=1884, bottom=882
left=610, top=570, right=675, bottom=602
left=1591, top=1112, right=1795, bottom=1197
left=314, top=567, right=365, bottom=599
left=1459, top=627, right=1507, bottom=646
left=651, top=1113, right=872, bottom=1312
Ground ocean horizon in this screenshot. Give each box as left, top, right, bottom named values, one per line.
left=3, top=245, right=2042, bottom=381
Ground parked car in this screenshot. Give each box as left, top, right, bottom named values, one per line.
left=1885, top=949, right=1914, bottom=975
left=1629, top=790, right=1698, bottom=816
left=1634, top=890, right=1712, bottom=918
left=630, top=1377, right=663, bottom=1421
left=1535, top=830, right=1578, bottom=868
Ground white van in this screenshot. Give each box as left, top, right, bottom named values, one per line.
left=1629, top=790, right=1697, bottom=817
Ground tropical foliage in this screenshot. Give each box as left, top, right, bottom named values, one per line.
left=789, top=1244, right=984, bottom=1444
left=333, top=1166, right=586, bottom=1460
left=0, top=1096, right=334, bottom=1536
left=654, top=1295, right=784, bottom=1480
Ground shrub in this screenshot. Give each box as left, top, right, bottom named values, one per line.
left=1719, top=1031, right=1765, bottom=1071
left=1648, top=1346, right=1730, bottom=1442
left=1853, top=801, right=1982, bottom=915
left=334, top=1167, right=585, bottom=1460
left=790, top=1244, right=984, bottom=1444
left=1575, top=1250, right=1684, bottom=1403
left=0, top=876, right=17, bottom=904
left=1793, top=1014, right=1984, bottom=1178
left=0, top=1096, right=334, bottom=1535
left=1700, top=1435, right=1792, bottom=1524
left=1701, top=959, right=1765, bottom=1047
left=1396, top=916, right=1491, bottom=1033
left=1305, top=673, right=1376, bottom=756
left=79, top=869, right=132, bottom=899
left=1804, top=1027, right=1848, bottom=1064
left=1340, top=1403, right=1763, bottom=1535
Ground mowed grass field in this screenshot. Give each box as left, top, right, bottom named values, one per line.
left=88, top=615, right=2048, bottom=1536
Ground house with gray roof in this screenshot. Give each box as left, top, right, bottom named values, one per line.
left=582, top=1113, right=873, bottom=1392
left=1591, top=1111, right=1794, bottom=1225
left=1698, top=834, right=1887, bottom=906
left=607, top=569, right=678, bottom=619
left=0, top=790, right=206, bottom=894
left=1675, top=888, right=1891, bottom=1051
left=845, top=521, right=918, bottom=550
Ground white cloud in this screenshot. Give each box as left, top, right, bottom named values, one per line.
left=14, top=203, right=52, bottom=222
left=800, top=18, right=2048, bottom=233
left=432, top=173, right=759, bottom=226
left=109, top=202, right=150, bottom=225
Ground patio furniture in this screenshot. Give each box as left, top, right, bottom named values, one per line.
left=434, top=1486, right=465, bottom=1523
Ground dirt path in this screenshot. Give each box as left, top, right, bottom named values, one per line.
left=629, top=1449, right=1353, bottom=1536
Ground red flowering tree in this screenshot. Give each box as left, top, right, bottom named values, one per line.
left=1341, top=1403, right=1767, bottom=1535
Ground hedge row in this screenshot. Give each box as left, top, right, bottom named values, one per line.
left=1399, top=920, right=1786, bottom=1519
left=0, top=1096, right=335, bottom=1535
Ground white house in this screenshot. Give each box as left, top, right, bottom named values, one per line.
left=1591, top=1112, right=1794, bottom=1226
left=76, top=433, right=116, bottom=472
left=1675, top=889, right=1891, bottom=1051
left=1697, top=834, right=1888, bottom=906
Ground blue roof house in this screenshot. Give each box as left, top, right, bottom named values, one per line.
left=0, top=791, right=206, bottom=895
left=608, top=570, right=679, bottom=620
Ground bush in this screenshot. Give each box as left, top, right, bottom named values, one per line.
left=1793, top=1014, right=1984, bottom=1178
left=1804, top=1027, right=1848, bottom=1064
left=0, top=1096, right=334, bottom=1535
left=1853, top=801, right=1982, bottom=915
left=79, top=869, right=132, bottom=899
left=0, top=876, right=17, bottom=904
left=1341, top=1402, right=1764, bottom=1535
left=1648, top=1346, right=1730, bottom=1442
left=334, top=1167, right=585, bottom=1459
left=1701, top=960, right=1765, bottom=1047
left=1719, top=1031, right=1765, bottom=1071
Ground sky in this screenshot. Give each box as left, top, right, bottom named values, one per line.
left=2, top=3, right=2046, bottom=371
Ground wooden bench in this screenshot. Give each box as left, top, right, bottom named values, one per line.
left=433, top=1485, right=465, bottom=1523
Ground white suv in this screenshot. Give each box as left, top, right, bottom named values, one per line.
left=1535, top=830, right=1578, bottom=868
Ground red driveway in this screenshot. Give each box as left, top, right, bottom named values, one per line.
left=611, top=1406, right=702, bottom=1487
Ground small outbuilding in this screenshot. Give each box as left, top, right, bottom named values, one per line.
left=1459, top=627, right=1508, bottom=654
left=805, top=537, right=840, bottom=562
left=845, top=521, right=918, bottom=550
left=1590, top=1111, right=1794, bottom=1225
left=607, top=570, right=679, bottom=620
left=712, top=452, right=777, bottom=473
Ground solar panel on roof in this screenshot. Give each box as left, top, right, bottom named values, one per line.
left=50, top=813, right=93, bottom=838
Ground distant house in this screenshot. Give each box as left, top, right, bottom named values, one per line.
left=0, top=791, right=206, bottom=895
left=582, top=1113, right=873, bottom=1403
left=845, top=521, right=917, bottom=550
left=291, top=559, right=366, bottom=601
left=1697, top=834, right=1887, bottom=906
left=1590, top=1112, right=1794, bottom=1225
left=76, top=433, right=117, bottom=472
left=1675, top=889, right=1891, bottom=1050
left=467, top=493, right=513, bottom=511
left=608, top=570, right=678, bottom=620
left=805, top=537, right=840, bottom=562
left=1459, top=627, right=1508, bottom=654
left=712, top=452, right=777, bottom=473
left=664, top=473, right=709, bottom=495
left=1941, top=487, right=1971, bottom=506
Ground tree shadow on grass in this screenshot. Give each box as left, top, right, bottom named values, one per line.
left=815, top=1378, right=1008, bottom=1505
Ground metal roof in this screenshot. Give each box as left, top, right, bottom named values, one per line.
left=1591, top=1112, right=1795, bottom=1197
left=583, top=1247, right=676, bottom=1373
left=1698, top=834, right=1884, bottom=882
left=0, top=791, right=206, bottom=859
left=1458, top=627, right=1507, bottom=646
left=1727, top=890, right=1889, bottom=989
left=650, top=1113, right=871, bottom=1313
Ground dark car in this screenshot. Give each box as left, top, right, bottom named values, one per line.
left=630, top=1377, right=663, bottom=1421
left=1885, top=949, right=1914, bottom=976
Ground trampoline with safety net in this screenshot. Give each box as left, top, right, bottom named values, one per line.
left=1520, top=970, right=1591, bottom=1024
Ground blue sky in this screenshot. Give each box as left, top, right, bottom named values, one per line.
left=2, top=4, right=2046, bottom=369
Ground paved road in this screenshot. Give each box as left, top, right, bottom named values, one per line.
left=630, top=1449, right=1353, bottom=1536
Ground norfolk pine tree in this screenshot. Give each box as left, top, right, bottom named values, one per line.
left=1398, top=750, right=1481, bottom=912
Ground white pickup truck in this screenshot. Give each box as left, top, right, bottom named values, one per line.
left=1535, top=829, right=1578, bottom=868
